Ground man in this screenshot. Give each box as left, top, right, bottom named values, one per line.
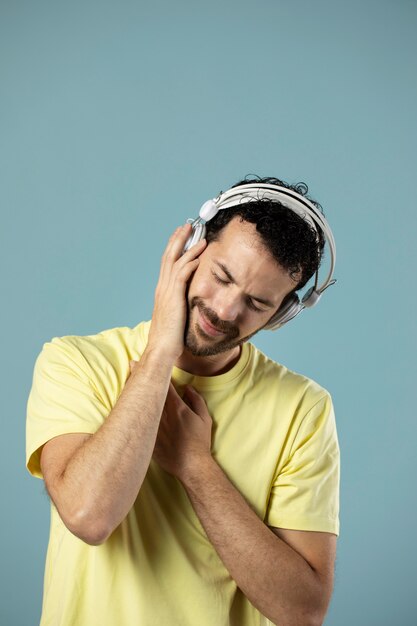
left=26, top=176, right=340, bottom=626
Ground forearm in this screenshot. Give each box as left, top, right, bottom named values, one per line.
left=181, top=456, right=323, bottom=626
left=58, top=347, right=173, bottom=543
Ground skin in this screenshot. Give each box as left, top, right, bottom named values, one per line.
left=143, top=220, right=332, bottom=624
left=151, top=383, right=330, bottom=626
left=40, top=218, right=333, bottom=623
left=133, top=215, right=299, bottom=480
left=150, top=217, right=297, bottom=477
left=176, top=216, right=299, bottom=376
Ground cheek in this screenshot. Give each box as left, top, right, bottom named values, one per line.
left=188, top=263, right=214, bottom=299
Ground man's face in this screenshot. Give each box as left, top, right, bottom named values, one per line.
left=183, top=217, right=298, bottom=357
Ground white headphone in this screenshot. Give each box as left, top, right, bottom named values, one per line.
left=183, top=183, right=337, bottom=330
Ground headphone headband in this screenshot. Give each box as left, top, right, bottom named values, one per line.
left=211, top=185, right=320, bottom=235
left=185, top=182, right=337, bottom=330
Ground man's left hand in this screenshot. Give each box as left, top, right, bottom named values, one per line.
left=152, top=382, right=213, bottom=481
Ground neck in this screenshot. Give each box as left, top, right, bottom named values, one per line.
left=174, top=345, right=242, bottom=377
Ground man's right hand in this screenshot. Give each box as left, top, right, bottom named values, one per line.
left=146, top=223, right=207, bottom=362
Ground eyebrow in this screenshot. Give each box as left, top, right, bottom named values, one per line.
left=213, top=261, right=275, bottom=307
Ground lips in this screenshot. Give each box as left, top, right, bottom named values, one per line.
left=198, top=311, right=226, bottom=336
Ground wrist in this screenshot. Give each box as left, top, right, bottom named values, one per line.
left=179, top=454, right=217, bottom=490
left=143, top=343, right=177, bottom=368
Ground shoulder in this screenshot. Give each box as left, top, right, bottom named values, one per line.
left=26, top=321, right=149, bottom=478
left=249, top=343, right=331, bottom=406
left=30, top=321, right=150, bottom=406
left=39, top=320, right=149, bottom=373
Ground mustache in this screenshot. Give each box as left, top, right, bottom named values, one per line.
left=191, top=297, right=239, bottom=337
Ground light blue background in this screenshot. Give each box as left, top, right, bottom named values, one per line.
left=1, top=1, right=416, bottom=624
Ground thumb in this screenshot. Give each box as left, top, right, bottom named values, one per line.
left=184, top=384, right=203, bottom=406
left=184, top=385, right=211, bottom=422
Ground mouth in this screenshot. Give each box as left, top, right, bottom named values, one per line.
left=198, top=310, right=227, bottom=337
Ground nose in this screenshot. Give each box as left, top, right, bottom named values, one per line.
left=211, top=288, right=243, bottom=323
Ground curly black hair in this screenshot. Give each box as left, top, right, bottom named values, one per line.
left=204, top=174, right=326, bottom=294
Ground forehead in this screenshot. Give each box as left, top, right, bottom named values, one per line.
left=206, top=217, right=296, bottom=297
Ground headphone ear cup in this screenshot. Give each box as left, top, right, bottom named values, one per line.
left=183, top=220, right=206, bottom=254
left=264, top=293, right=303, bottom=330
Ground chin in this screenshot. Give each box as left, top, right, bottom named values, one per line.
left=185, top=331, right=244, bottom=357
left=183, top=313, right=238, bottom=357
left=185, top=316, right=257, bottom=358
left=184, top=298, right=262, bottom=358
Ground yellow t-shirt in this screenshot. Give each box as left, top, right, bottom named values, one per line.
left=26, top=320, right=340, bottom=626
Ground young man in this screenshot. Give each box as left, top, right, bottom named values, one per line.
left=26, top=176, right=340, bottom=626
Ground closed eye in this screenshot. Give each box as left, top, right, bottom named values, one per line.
left=212, top=272, right=229, bottom=285
left=211, top=271, right=265, bottom=313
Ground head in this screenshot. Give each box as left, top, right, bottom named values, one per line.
left=183, top=175, right=326, bottom=357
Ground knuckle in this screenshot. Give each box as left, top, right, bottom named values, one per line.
left=179, top=262, right=197, bottom=277
left=168, top=230, right=179, bottom=243
left=185, top=239, right=206, bottom=255
left=173, top=226, right=183, bottom=237
left=166, top=250, right=176, bottom=262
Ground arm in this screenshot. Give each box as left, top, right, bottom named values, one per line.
left=154, top=384, right=336, bottom=626
left=42, top=346, right=174, bottom=545
left=181, top=455, right=334, bottom=626
left=41, top=223, right=207, bottom=545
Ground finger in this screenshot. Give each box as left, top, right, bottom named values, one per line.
left=172, top=257, right=201, bottom=288
left=159, top=224, right=194, bottom=288
left=175, top=237, right=207, bottom=269
left=184, top=385, right=207, bottom=410
left=166, top=380, right=181, bottom=403
left=158, top=225, right=184, bottom=275
left=163, top=226, right=202, bottom=276
left=161, top=224, right=193, bottom=268
left=166, top=224, right=190, bottom=252
left=165, top=382, right=182, bottom=413
left=162, top=242, right=203, bottom=298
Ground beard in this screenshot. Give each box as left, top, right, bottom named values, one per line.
left=183, top=296, right=263, bottom=357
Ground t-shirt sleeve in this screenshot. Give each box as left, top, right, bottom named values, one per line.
left=264, top=393, right=340, bottom=536
left=26, top=337, right=109, bottom=479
